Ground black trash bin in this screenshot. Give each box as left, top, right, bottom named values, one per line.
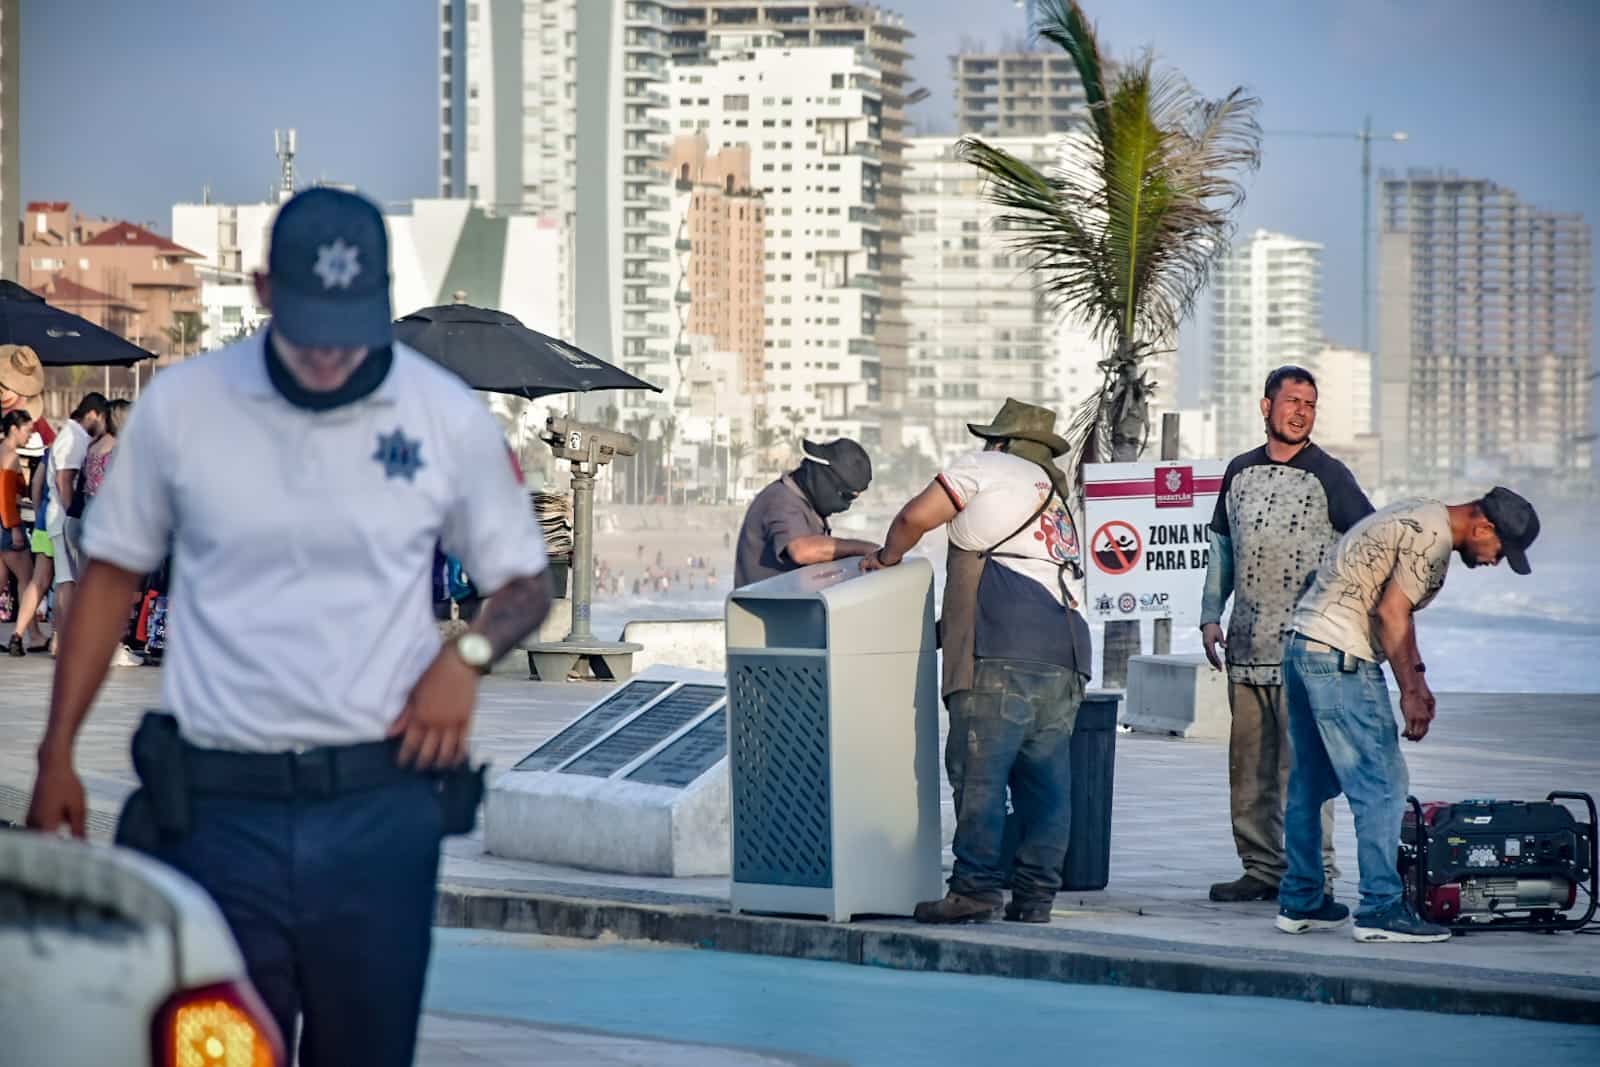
left=998, top=689, right=1120, bottom=892
left=1061, top=690, right=1119, bottom=891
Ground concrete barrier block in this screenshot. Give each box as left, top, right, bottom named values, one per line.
left=1121, top=653, right=1230, bottom=740
left=620, top=618, right=725, bottom=674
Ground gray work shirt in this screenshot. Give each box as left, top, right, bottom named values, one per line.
left=734, top=474, right=825, bottom=587
left=1209, top=442, right=1373, bottom=685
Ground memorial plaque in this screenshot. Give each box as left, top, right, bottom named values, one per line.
left=626, top=709, right=727, bottom=788
left=513, top=680, right=671, bottom=771
left=563, top=684, right=725, bottom=778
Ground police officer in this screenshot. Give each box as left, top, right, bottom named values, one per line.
left=26, top=188, right=552, bottom=1065
left=732, top=436, right=877, bottom=587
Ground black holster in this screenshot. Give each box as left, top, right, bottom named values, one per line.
left=435, top=762, right=487, bottom=835
left=115, top=711, right=191, bottom=853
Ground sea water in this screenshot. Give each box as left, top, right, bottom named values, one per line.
left=591, top=500, right=1597, bottom=695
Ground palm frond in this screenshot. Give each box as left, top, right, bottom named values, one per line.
left=958, top=136, right=1122, bottom=344
left=1035, top=0, right=1110, bottom=144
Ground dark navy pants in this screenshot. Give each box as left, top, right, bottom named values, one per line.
left=945, top=657, right=1085, bottom=904
left=153, top=775, right=443, bottom=1066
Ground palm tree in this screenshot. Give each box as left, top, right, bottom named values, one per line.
left=784, top=408, right=806, bottom=462
left=959, top=0, right=1261, bottom=682
left=163, top=311, right=208, bottom=357
left=727, top=435, right=749, bottom=503
left=660, top=415, right=679, bottom=504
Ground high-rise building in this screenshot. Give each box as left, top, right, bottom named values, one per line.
left=1209, top=229, right=1324, bottom=458
left=1313, top=343, right=1373, bottom=449
left=0, top=0, right=18, bottom=282
left=666, top=135, right=766, bottom=397
left=663, top=1, right=913, bottom=448
left=440, top=0, right=675, bottom=407
left=904, top=135, right=1100, bottom=462
left=951, top=49, right=1085, bottom=137
left=1378, top=170, right=1593, bottom=481
left=667, top=42, right=887, bottom=446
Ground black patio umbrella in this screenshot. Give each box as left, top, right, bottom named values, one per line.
left=0, top=280, right=154, bottom=366
left=394, top=303, right=662, bottom=399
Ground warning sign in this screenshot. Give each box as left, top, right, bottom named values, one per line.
left=1082, top=460, right=1225, bottom=625
left=1091, top=521, right=1142, bottom=575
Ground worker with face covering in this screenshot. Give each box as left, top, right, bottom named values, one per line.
left=733, top=437, right=879, bottom=587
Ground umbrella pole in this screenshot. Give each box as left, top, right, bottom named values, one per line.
left=566, top=464, right=596, bottom=644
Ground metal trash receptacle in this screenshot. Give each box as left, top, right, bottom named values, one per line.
left=726, top=557, right=943, bottom=921
left=1000, top=688, right=1120, bottom=892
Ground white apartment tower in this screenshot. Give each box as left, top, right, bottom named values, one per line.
left=1210, top=229, right=1324, bottom=458
left=1312, top=343, right=1373, bottom=450
left=440, top=0, right=675, bottom=410
left=904, top=136, right=1101, bottom=462
left=668, top=42, right=886, bottom=445
left=0, top=0, right=19, bottom=281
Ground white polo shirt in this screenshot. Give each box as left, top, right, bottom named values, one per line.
left=81, top=334, right=548, bottom=751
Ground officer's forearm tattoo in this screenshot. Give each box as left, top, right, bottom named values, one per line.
left=474, top=572, right=555, bottom=659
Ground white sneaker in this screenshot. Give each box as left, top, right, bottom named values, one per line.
left=110, top=645, right=145, bottom=668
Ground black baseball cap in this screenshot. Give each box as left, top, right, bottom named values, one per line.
left=1480, top=486, right=1539, bottom=575
left=268, top=187, right=393, bottom=348
left=802, top=437, right=872, bottom=493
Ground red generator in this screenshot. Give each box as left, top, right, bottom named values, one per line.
left=1398, top=792, right=1597, bottom=932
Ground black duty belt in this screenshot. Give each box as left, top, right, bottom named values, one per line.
left=182, top=737, right=414, bottom=799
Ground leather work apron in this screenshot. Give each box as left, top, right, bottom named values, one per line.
left=939, top=489, right=1083, bottom=702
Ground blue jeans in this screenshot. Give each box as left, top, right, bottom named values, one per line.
left=1281, top=635, right=1409, bottom=918
left=945, top=657, right=1084, bottom=903
left=153, top=776, right=444, bottom=1066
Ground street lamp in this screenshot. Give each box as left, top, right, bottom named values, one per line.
left=1266, top=116, right=1409, bottom=356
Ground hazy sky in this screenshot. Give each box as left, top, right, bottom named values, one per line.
left=22, top=1, right=1600, bottom=403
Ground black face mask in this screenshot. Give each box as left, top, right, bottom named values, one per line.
left=264, top=329, right=393, bottom=412
left=793, top=460, right=858, bottom=518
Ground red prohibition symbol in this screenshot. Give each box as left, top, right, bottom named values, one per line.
left=1091, top=520, right=1142, bottom=575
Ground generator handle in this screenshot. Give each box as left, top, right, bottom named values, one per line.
left=1405, top=794, right=1428, bottom=920
left=1547, top=791, right=1599, bottom=929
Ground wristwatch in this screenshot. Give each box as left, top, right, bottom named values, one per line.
left=454, top=632, right=495, bottom=674
left=1413, top=662, right=1427, bottom=674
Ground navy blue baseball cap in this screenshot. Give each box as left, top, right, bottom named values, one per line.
left=267, top=187, right=393, bottom=348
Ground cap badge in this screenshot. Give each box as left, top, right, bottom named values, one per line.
left=313, top=238, right=362, bottom=290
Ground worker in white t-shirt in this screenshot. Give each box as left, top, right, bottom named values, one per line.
left=27, top=187, right=552, bottom=1066
left=864, top=398, right=1090, bottom=925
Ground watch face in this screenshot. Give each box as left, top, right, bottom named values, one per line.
left=458, top=633, right=493, bottom=667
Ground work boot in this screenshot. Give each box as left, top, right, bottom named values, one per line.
left=913, top=891, right=1000, bottom=924
left=1004, top=897, right=1053, bottom=924
left=1209, top=873, right=1279, bottom=902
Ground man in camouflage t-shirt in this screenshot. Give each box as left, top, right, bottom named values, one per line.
left=1200, top=366, right=1373, bottom=902
left=1277, top=488, right=1540, bottom=943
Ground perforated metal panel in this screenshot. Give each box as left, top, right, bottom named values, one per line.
left=626, top=708, right=727, bottom=788
left=563, top=684, right=725, bottom=778
left=514, top=680, right=671, bottom=770
left=729, top=656, right=832, bottom=888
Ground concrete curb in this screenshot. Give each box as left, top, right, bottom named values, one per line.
left=435, top=884, right=1600, bottom=1026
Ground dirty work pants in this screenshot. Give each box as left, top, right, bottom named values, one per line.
left=946, top=657, right=1085, bottom=905
left=152, top=776, right=443, bottom=1066
left=1229, top=679, right=1339, bottom=888
left=1281, top=636, right=1410, bottom=919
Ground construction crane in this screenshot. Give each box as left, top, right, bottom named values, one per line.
left=1265, top=117, right=1409, bottom=357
